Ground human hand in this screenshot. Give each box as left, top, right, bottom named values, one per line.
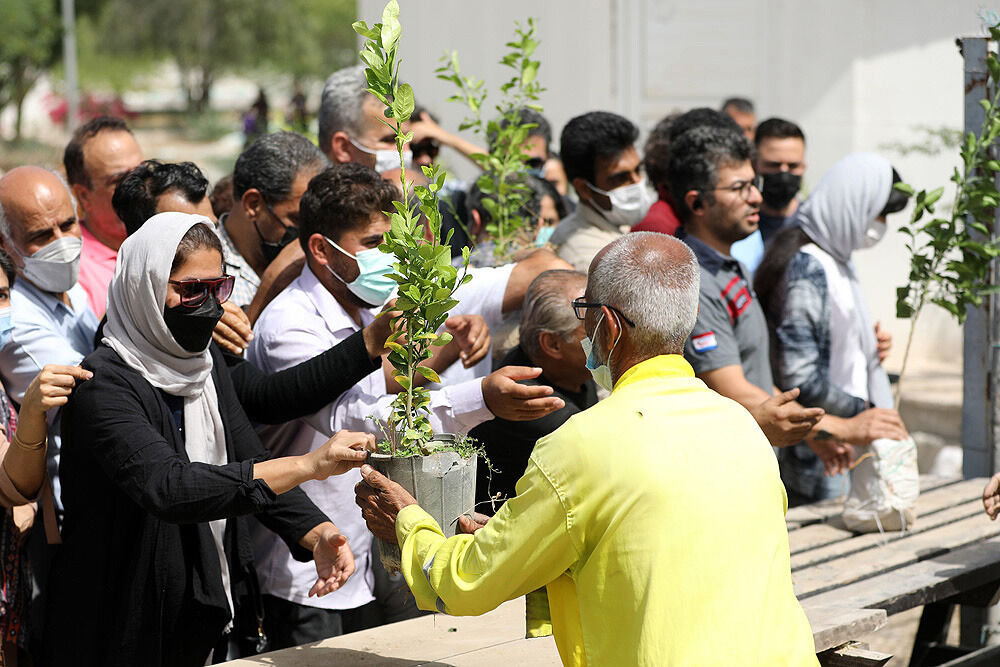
left=984, top=473, right=1000, bottom=520
left=875, top=322, right=892, bottom=364
left=307, top=430, right=375, bottom=481
left=408, top=110, right=447, bottom=144
left=806, top=438, right=855, bottom=476
left=445, top=314, right=491, bottom=369
left=482, top=366, right=565, bottom=421
left=841, top=408, right=908, bottom=445
left=457, top=512, right=491, bottom=534
left=21, top=365, right=93, bottom=420
left=212, top=301, right=253, bottom=354
left=355, top=464, right=418, bottom=544
left=309, top=524, right=356, bottom=597
left=751, top=388, right=825, bottom=447
left=363, top=300, right=401, bottom=358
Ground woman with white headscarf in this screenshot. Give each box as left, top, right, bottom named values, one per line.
left=755, top=153, right=910, bottom=505
left=45, top=213, right=375, bottom=667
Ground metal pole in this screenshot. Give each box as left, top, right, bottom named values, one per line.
left=61, top=0, right=79, bottom=131
left=959, top=35, right=1000, bottom=647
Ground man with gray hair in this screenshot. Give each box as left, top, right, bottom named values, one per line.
left=219, top=130, right=327, bottom=321
left=469, top=269, right=596, bottom=508
left=355, top=232, right=819, bottom=666
left=319, top=65, right=404, bottom=172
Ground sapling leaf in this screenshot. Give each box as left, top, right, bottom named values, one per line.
left=416, top=366, right=441, bottom=384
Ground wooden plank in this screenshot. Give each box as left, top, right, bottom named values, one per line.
left=800, top=536, right=1000, bottom=615
left=789, top=479, right=991, bottom=554
left=220, top=597, right=560, bottom=666
left=791, top=500, right=986, bottom=571
left=818, top=642, right=892, bottom=667
left=785, top=475, right=962, bottom=530
left=793, top=512, right=1000, bottom=599
left=803, top=605, right=888, bottom=653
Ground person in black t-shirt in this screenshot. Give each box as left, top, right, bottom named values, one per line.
left=471, top=269, right=597, bottom=511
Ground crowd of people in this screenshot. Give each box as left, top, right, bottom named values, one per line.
left=0, top=62, right=956, bottom=666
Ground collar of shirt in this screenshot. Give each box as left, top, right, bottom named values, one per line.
left=15, top=276, right=87, bottom=316
left=612, top=354, right=694, bottom=393
left=576, top=199, right=627, bottom=234
left=80, top=224, right=118, bottom=263
left=215, top=214, right=261, bottom=287
left=675, top=228, right=740, bottom=276
left=297, top=264, right=375, bottom=336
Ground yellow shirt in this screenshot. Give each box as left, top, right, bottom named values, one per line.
left=395, top=355, right=818, bottom=666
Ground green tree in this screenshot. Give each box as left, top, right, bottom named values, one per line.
left=0, top=0, right=61, bottom=141
left=95, top=0, right=356, bottom=111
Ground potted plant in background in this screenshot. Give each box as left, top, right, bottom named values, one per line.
left=353, top=0, right=482, bottom=571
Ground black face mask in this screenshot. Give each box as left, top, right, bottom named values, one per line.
left=760, top=172, right=802, bottom=210
left=163, top=298, right=224, bottom=352
left=252, top=208, right=300, bottom=265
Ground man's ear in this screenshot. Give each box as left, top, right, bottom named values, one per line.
left=71, top=183, right=92, bottom=216
left=538, top=330, right=562, bottom=359
left=330, top=132, right=353, bottom=165
left=571, top=177, right=591, bottom=203
left=683, top=190, right=703, bottom=216
left=241, top=188, right=264, bottom=219
left=469, top=209, right=483, bottom=238
left=307, top=233, right=330, bottom=266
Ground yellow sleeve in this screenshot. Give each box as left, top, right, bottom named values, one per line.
left=395, top=457, right=580, bottom=616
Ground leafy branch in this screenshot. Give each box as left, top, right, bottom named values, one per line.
left=353, top=0, right=472, bottom=455
left=436, top=19, right=545, bottom=261
left=894, top=25, right=1000, bottom=405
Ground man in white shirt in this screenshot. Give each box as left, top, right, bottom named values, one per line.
left=248, top=163, right=564, bottom=648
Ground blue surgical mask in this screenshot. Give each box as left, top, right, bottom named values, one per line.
left=323, top=236, right=397, bottom=307
left=0, top=308, right=13, bottom=348
left=534, top=225, right=556, bottom=247
left=580, top=312, right=621, bottom=392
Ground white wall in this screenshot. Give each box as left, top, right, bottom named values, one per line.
left=359, top=0, right=996, bottom=372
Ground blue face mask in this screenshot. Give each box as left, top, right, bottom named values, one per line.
left=0, top=308, right=12, bottom=348
left=580, top=312, right=621, bottom=392
left=534, top=225, right=556, bottom=247
left=323, top=236, right=398, bottom=307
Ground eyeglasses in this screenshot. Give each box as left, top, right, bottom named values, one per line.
left=525, top=157, right=546, bottom=172
left=411, top=140, right=440, bottom=161
left=571, top=298, right=636, bottom=327
left=168, top=275, right=235, bottom=308
left=711, top=175, right=763, bottom=202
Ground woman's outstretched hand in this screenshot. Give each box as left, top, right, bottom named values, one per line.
left=307, top=523, right=356, bottom=597
left=308, top=430, right=376, bottom=481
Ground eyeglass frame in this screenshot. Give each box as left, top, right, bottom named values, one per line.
left=168, top=274, right=236, bottom=308
left=708, top=174, right=764, bottom=203
left=571, top=298, right=636, bottom=327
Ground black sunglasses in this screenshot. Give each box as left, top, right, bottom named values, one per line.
left=571, top=297, right=636, bottom=327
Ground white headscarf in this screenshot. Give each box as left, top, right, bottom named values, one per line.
left=795, top=153, right=894, bottom=408
left=102, top=211, right=233, bottom=619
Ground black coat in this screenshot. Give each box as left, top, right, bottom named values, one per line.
left=45, top=344, right=328, bottom=667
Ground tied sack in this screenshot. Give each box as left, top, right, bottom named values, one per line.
left=842, top=437, right=919, bottom=533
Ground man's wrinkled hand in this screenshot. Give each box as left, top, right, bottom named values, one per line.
left=457, top=512, right=491, bottom=534
left=751, top=387, right=824, bottom=448
left=309, top=526, right=355, bottom=597
left=984, top=473, right=1000, bottom=520
left=212, top=301, right=253, bottom=354
left=482, top=366, right=564, bottom=421
left=355, top=464, right=417, bottom=544
left=446, top=314, right=491, bottom=369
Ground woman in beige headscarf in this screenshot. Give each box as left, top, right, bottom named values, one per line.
left=46, top=213, right=375, bottom=667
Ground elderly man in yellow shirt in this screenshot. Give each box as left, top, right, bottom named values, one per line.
left=355, top=232, right=818, bottom=666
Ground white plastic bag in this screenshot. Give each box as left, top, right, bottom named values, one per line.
left=842, top=437, right=919, bottom=533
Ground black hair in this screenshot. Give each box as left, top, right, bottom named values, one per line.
left=559, top=111, right=639, bottom=184
left=298, top=163, right=397, bottom=248
left=879, top=168, right=909, bottom=217
left=233, top=131, right=327, bottom=205
left=753, top=226, right=812, bottom=313
left=114, top=160, right=210, bottom=237
left=464, top=172, right=563, bottom=229
left=754, top=117, right=805, bottom=146
left=669, top=108, right=741, bottom=143
left=666, top=124, right=752, bottom=222
left=491, top=107, right=552, bottom=154
left=210, top=174, right=234, bottom=219
left=0, top=249, right=15, bottom=288
left=644, top=109, right=741, bottom=189
left=63, top=115, right=133, bottom=188
left=171, top=222, right=223, bottom=275
left=721, top=97, right=755, bottom=114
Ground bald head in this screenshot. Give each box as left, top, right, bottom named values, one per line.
left=587, top=232, right=699, bottom=355
left=0, top=166, right=81, bottom=260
